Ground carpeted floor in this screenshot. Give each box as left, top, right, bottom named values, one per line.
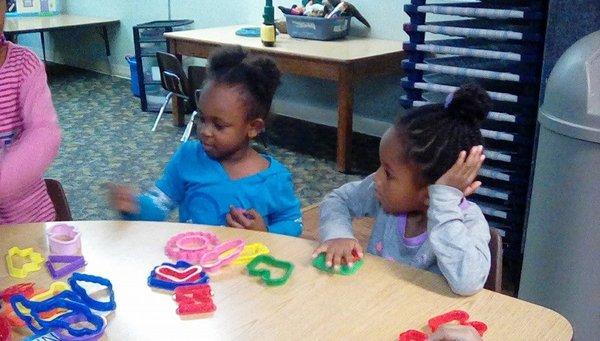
left=45, top=65, right=381, bottom=221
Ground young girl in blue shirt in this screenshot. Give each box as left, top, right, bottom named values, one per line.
left=109, top=46, right=302, bottom=236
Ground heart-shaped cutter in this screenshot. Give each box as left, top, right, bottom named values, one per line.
left=246, top=254, right=294, bottom=287
left=148, top=261, right=210, bottom=291
left=6, top=247, right=45, bottom=279
left=155, top=263, right=203, bottom=283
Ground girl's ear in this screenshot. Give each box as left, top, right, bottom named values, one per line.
left=248, top=118, right=265, bottom=139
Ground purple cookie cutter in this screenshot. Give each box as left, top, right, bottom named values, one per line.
left=51, top=314, right=107, bottom=341
left=46, top=224, right=81, bottom=255
left=45, top=255, right=86, bottom=279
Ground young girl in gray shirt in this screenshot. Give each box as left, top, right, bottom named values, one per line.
left=314, top=84, right=492, bottom=296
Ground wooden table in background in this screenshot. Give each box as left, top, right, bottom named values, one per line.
left=164, top=25, right=405, bottom=173
left=4, top=15, right=119, bottom=61
left=0, top=221, right=572, bottom=340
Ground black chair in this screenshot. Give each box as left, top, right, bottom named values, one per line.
left=484, top=228, right=503, bottom=293
left=44, top=179, right=72, bottom=221
left=180, top=66, right=206, bottom=142
left=153, top=52, right=204, bottom=139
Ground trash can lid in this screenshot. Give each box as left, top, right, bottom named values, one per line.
left=539, top=30, right=600, bottom=143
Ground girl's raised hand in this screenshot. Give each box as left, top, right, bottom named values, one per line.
left=312, top=238, right=363, bottom=270
left=107, top=183, right=139, bottom=214
left=435, top=145, right=485, bottom=195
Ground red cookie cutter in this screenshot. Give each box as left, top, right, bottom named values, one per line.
left=155, top=264, right=203, bottom=283
left=428, top=310, right=487, bottom=336
left=398, top=310, right=487, bottom=340
left=173, top=284, right=215, bottom=315
left=1, top=283, right=35, bottom=303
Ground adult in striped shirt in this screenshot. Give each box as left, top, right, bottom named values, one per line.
left=0, top=3, right=62, bottom=225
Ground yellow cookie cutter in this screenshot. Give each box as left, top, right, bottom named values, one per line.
left=5, top=246, right=45, bottom=279
left=14, top=281, right=69, bottom=318
left=230, top=243, right=270, bottom=265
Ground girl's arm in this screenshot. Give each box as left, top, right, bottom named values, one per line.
left=319, top=174, right=379, bottom=241
left=122, top=145, right=187, bottom=221
left=427, top=185, right=491, bottom=296
left=0, top=61, right=61, bottom=199
left=266, top=172, right=303, bottom=236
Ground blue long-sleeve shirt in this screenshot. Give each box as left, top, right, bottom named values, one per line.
left=124, top=141, right=303, bottom=236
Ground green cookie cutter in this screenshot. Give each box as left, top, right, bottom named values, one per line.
left=312, top=252, right=363, bottom=275
left=246, top=255, right=294, bottom=286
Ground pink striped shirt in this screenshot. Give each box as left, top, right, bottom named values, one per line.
left=0, top=41, right=61, bottom=225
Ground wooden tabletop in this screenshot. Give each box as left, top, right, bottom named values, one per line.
left=0, top=221, right=572, bottom=340
left=4, top=15, right=119, bottom=34
left=164, top=25, right=405, bottom=63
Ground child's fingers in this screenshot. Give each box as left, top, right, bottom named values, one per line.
left=353, top=243, right=364, bottom=258
left=312, top=244, right=329, bottom=258
left=325, top=250, right=335, bottom=267
left=229, top=207, right=252, bottom=227
left=332, top=252, right=343, bottom=270
left=464, top=181, right=482, bottom=197
left=342, top=249, right=354, bottom=267
left=226, top=213, right=244, bottom=228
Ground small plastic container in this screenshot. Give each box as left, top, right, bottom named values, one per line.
left=125, top=55, right=140, bottom=97
left=285, top=15, right=351, bottom=41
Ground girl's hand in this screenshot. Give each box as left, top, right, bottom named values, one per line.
left=107, top=183, right=139, bottom=214
left=226, top=207, right=267, bottom=232
left=312, top=238, right=363, bottom=270
left=429, top=324, right=483, bottom=341
left=435, top=145, right=485, bottom=195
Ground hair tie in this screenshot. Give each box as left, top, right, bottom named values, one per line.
left=444, top=91, right=454, bottom=109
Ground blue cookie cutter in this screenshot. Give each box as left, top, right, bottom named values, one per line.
left=27, top=297, right=104, bottom=337
left=10, top=290, right=83, bottom=334
left=147, top=260, right=210, bottom=291
left=68, top=273, right=116, bottom=311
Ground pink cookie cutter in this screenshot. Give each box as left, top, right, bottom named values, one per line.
left=199, top=239, right=245, bottom=272
left=165, top=231, right=220, bottom=264
left=46, top=224, right=81, bottom=255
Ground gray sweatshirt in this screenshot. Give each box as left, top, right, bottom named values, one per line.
left=320, top=174, right=491, bottom=296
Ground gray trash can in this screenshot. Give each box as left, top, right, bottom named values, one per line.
left=519, top=30, right=600, bottom=340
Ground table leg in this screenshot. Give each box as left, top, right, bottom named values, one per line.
left=40, top=32, right=46, bottom=62
left=337, top=68, right=354, bottom=173
left=101, top=25, right=111, bottom=56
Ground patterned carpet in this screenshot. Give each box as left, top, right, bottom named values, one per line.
left=45, top=65, right=381, bottom=221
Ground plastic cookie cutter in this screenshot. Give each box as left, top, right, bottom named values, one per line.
left=312, top=250, right=363, bottom=276
left=68, top=273, right=116, bottom=312
left=46, top=224, right=81, bottom=255
left=13, top=282, right=71, bottom=321
left=0, top=316, right=10, bottom=341
left=199, top=239, right=245, bottom=272
left=231, top=243, right=270, bottom=265
left=155, top=262, right=203, bottom=283
left=398, top=329, right=427, bottom=341
left=173, top=284, right=215, bottom=316
left=10, top=291, right=82, bottom=335
left=46, top=255, right=86, bottom=280
left=1, top=283, right=35, bottom=303
left=165, top=231, right=220, bottom=264
left=246, top=255, right=294, bottom=287
left=27, top=296, right=105, bottom=337
left=148, top=261, right=210, bottom=291
left=428, top=310, right=487, bottom=336
left=5, top=247, right=45, bottom=279
left=51, top=313, right=107, bottom=341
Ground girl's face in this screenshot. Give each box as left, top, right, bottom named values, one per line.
left=374, top=127, right=429, bottom=214
left=196, top=82, right=264, bottom=160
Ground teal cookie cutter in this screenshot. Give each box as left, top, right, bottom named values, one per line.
left=312, top=252, right=363, bottom=275
left=246, top=255, right=294, bottom=286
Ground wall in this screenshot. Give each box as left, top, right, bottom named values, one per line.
left=16, top=0, right=457, bottom=136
